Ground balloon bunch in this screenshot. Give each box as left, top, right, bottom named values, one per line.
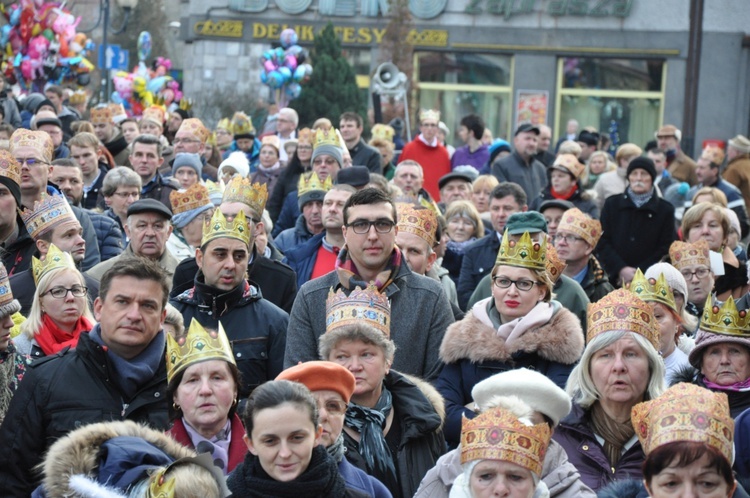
left=259, top=28, right=312, bottom=107
left=110, top=31, right=184, bottom=117
left=0, top=0, right=95, bottom=92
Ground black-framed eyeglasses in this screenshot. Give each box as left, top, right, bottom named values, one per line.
left=492, top=277, right=538, bottom=291
left=347, top=219, right=395, bottom=234
left=43, top=285, right=88, bottom=299
left=554, top=233, right=584, bottom=244
left=680, top=267, right=710, bottom=280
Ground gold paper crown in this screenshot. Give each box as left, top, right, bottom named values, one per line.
left=21, top=193, right=77, bottom=240
left=632, top=383, right=733, bottom=462
left=0, top=149, right=21, bottom=186
left=142, top=106, right=167, bottom=126
left=545, top=244, right=567, bottom=284
left=298, top=127, right=313, bottom=144
left=701, top=146, right=725, bottom=166
left=495, top=230, right=547, bottom=271
left=261, top=135, right=281, bottom=151
left=587, top=289, right=660, bottom=348
left=325, top=285, right=391, bottom=337
left=222, top=176, right=268, bottom=216
left=419, top=109, right=440, bottom=122
left=628, top=268, right=677, bottom=313
left=68, top=90, right=87, bottom=105
left=557, top=208, right=602, bottom=247
left=169, top=183, right=212, bottom=215
left=108, top=103, right=127, bottom=120
left=9, top=129, right=54, bottom=163
left=230, top=112, right=255, bottom=136
left=204, top=179, right=224, bottom=199
left=201, top=208, right=250, bottom=248
left=552, top=153, right=585, bottom=179
left=206, top=131, right=217, bottom=147
left=460, top=407, right=551, bottom=476
left=0, top=262, right=15, bottom=309
left=146, top=466, right=176, bottom=498
left=700, top=297, right=750, bottom=337
left=31, top=244, right=76, bottom=285
left=166, top=318, right=236, bottom=383
left=216, top=117, right=231, bottom=132
left=312, top=128, right=341, bottom=150
left=669, top=239, right=710, bottom=270
left=178, top=98, right=193, bottom=111
left=177, top=118, right=210, bottom=144
left=89, top=105, right=113, bottom=125
left=298, top=172, right=333, bottom=197
left=397, top=204, right=437, bottom=248
left=371, top=123, right=395, bottom=142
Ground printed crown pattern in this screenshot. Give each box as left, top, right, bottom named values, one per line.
left=556, top=208, right=602, bottom=247
left=495, top=230, right=547, bottom=271
left=221, top=176, right=268, bottom=215
left=177, top=118, right=210, bottom=144
left=201, top=208, right=250, bottom=247
left=0, top=149, right=21, bottom=186
left=261, top=135, right=281, bottom=151
left=701, top=145, right=725, bottom=166
left=587, top=289, right=660, bottom=349
left=545, top=244, right=567, bottom=284
left=0, top=262, right=14, bottom=308
left=700, top=296, right=750, bottom=337
left=21, top=193, right=77, bottom=240
left=669, top=239, right=711, bottom=270
left=628, top=269, right=677, bottom=313
left=326, top=284, right=391, bottom=337
left=10, top=128, right=54, bottom=163
left=142, top=106, right=167, bottom=125
left=419, top=109, right=440, bottom=122
left=397, top=203, right=437, bottom=248
left=170, top=183, right=211, bottom=215
left=166, top=318, right=236, bottom=383
left=31, top=244, right=76, bottom=285
left=89, top=105, right=113, bottom=124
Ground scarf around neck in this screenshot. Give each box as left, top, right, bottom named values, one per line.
left=326, top=433, right=346, bottom=463
left=473, top=297, right=555, bottom=350
left=703, top=377, right=750, bottom=392
left=335, top=246, right=402, bottom=292
left=35, top=314, right=92, bottom=356
left=627, top=186, right=654, bottom=208
left=183, top=417, right=231, bottom=474
left=447, top=238, right=477, bottom=256
left=551, top=184, right=578, bottom=200
left=590, top=401, right=635, bottom=467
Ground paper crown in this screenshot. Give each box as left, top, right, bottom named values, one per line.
left=201, top=208, right=250, bottom=247
left=31, top=244, right=76, bottom=285
left=419, top=109, right=440, bottom=122
left=216, top=117, right=232, bottom=132
left=298, top=172, right=332, bottom=197
left=460, top=407, right=551, bottom=475
left=669, top=239, right=710, bottom=270
left=495, top=230, right=547, bottom=271
left=545, top=244, right=567, bottom=284
left=230, top=112, right=255, bottom=137
left=178, top=98, right=193, bottom=111
left=89, top=105, right=113, bottom=125
left=297, top=127, right=313, bottom=144
left=177, top=118, right=210, bottom=144
left=0, top=149, right=21, bottom=186
left=0, top=262, right=15, bottom=309
left=9, top=128, right=54, bottom=163
left=68, top=90, right=87, bottom=105
left=628, top=268, right=677, bottom=313
left=326, top=285, right=391, bottom=337
left=557, top=208, right=602, bottom=247
left=312, top=128, right=341, bottom=150
left=397, top=203, right=437, bottom=248
left=701, top=146, right=725, bottom=166
left=222, top=176, right=268, bottom=216
left=109, top=103, right=127, bottom=122
left=166, top=318, right=236, bottom=383
left=261, top=135, right=281, bottom=151
left=21, top=193, right=77, bottom=241
left=700, top=297, right=750, bottom=337
left=169, top=183, right=212, bottom=216
left=632, top=383, right=733, bottom=462
left=371, top=123, right=395, bottom=142
left=552, top=154, right=585, bottom=179
left=587, top=289, right=660, bottom=349
left=142, top=106, right=167, bottom=126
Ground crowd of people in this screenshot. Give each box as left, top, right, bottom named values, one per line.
left=0, top=84, right=749, bottom=497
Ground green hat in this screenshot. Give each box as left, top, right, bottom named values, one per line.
left=505, top=212, right=548, bottom=235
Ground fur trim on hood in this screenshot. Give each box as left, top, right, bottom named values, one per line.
left=670, top=364, right=700, bottom=386
left=402, top=371, right=446, bottom=427
left=439, top=303, right=584, bottom=365
left=598, top=479, right=648, bottom=498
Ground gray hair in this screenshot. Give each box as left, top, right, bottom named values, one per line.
left=394, top=160, right=424, bottom=178
left=102, top=166, right=142, bottom=197
left=565, top=331, right=665, bottom=409
left=279, top=107, right=299, bottom=127
left=318, top=323, right=396, bottom=363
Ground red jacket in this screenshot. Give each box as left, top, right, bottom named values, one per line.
left=167, top=413, right=247, bottom=474
left=398, top=138, right=451, bottom=199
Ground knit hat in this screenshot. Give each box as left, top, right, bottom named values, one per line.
left=645, top=263, right=688, bottom=306
left=276, top=361, right=356, bottom=403
left=504, top=212, right=548, bottom=235
left=34, top=110, right=62, bottom=130
left=171, top=153, right=203, bottom=178
left=627, top=156, right=657, bottom=182
left=35, top=98, right=56, bottom=114
left=218, top=151, right=250, bottom=179
left=729, top=135, right=750, bottom=155
left=22, top=93, right=46, bottom=113
left=311, top=129, right=343, bottom=168
left=577, top=130, right=599, bottom=146
left=172, top=108, right=190, bottom=120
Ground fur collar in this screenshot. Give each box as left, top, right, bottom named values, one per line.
left=400, top=372, right=446, bottom=425
left=439, top=305, right=583, bottom=365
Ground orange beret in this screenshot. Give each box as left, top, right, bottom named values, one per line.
left=276, top=361, right=356, bottom=403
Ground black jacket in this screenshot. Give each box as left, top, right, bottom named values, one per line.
left=267, top=155, right=307, bottom=221
left=80, top=163, right=109, bottom=210
left=1, top=220, right=35, bottom=276
left=0, top=331, right=169, bottom=496
left=456, top=232, right=500, bottom=310
left=580, top=256, right=614, bottom=303
left=529, top=183, right=599, bottom=219
left=349, top=138, right=382, bottom=174
left=140, top=174, right=179, bottom=211
left=9, top=268, right=100, bottom=318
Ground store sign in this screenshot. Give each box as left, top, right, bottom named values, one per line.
left=230, top=0, right=446, bottom=19
left=194, top=20, right=244, bottom=38
left=465, top=0, right=634, bottom=17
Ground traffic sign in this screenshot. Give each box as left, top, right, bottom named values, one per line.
left=98, top=45, right=129, bottom=70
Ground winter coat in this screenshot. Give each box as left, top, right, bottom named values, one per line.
left=283, top=232, right=326, bottom=288
left=593, top=168, right=628, bottom=211
left=103, top=208, right=128, bottom=249
left=250, top=165, right=285, bottom=196
left=80, top=163, right=109, bottom=210
left=0, top=331, right=169, bottom=496
left=671, top=365, right=750, bottom=419
left=272, top=189, right=301, bottom=237
left=343, top=371, right=445, bottom=498
left=170, top=246, right=298, bottom=313
left=9, top=268, right=100, bottom=318
left=724, top=154, right=750, bottom=210
left=428, top=264, right=459, bottom=308
left=491, top=150, right=548, bottom=204
left=580, top=256, right=614, bottom=303
left=285, top=255, right=454, bottom=381
left=349, top=138, right=383, bottom=174
left=457, top=232, right=501, bottom=310
left=436, top=299, right=584, bottom=446
left=267, top=156, right=309, bottom=221
left=70, top=204, right=101, bottom=271
left=0, top=94, right=22, bottom=128
left=553, top=403, right=646, bottom=493
left=104, top=131, right=130, bottom=166
left=529, top=183, right=599, bottom=219
left=415, top=438, right=595, bottom=498
left=1, top=220, right=36, bottom=276
left=87, top=210, right=125, bottom=262
left=275, top=214, right=317, bottom=254
left=140, top=173, right=180, bottom=211
left=667, top=149, right=698, bottom=186
left=598, top=478, right=750, bottom=498
left=168, top=414, right=247, bottom=474
left=171, top=277, right=288, bottom=399
left=86, top=243, right=179, bottom=288
left=597, top=190, right=677, bottom=285
left=338, top=457, right=392, bottom=498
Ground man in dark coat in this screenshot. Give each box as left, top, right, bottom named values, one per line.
left=490, top=123, right=547, bottom=203
left=130, top=134, right=179, bottom=210
left=0, top=149, right=35, bottom=275
left=0, top=259, right=172, bottom=496
left=90, top=105, right=130, bottom=166
left=340, top=112, right=382, bottom=174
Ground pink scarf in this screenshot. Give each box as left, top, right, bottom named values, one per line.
left=472, top=298, right=554, bottom=350
left=704, top=377, right=750, bottom=392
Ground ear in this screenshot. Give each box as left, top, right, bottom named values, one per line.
left=314, top=424, right=324, bottom=446
left=584, top=242, right=595, bottom=257
left=166, top=223, right=173, bottom=237
left=93, top=296, right=102, bottom=321
left=195, top=248, right=204, bottom=269
left=425, top=251, right=437, bottom=273
left=35, top=238, right=49, bottom=255
left=254, top=220, right=264, bottom=237
left=243, top=433, right=257, bottom=454
left=157, top=155, right=165, bottom=167
left=123, top=222, right=131, bottom=238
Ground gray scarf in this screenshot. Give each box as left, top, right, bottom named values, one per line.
left=627, top=186, right=654, bottom=208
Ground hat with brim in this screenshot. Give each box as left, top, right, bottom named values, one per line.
left=539, top=199, right=574, bottom=213
left=729, top=135, right=750, bottom=155
left=35, top=116, right=62, bottom=129
left=515, top=123, right=540, bottom=136
left=127, top=199, right=172, bottom=219
left=438, top=170, right=476, bottom=190
left=337, top=166, right=370, bottom=188
left=276, top=361, right=356, bottom=403
left=505, top=211, right=548, bottom=235
left=298, top=189, right=326, bottom=211
left=688, top=329, right=750, bottom=369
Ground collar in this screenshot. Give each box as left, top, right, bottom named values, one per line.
left=321, top=235, right=340, bottom=254
left=418, top=134, right=438, bottom=147
left=571, top=265, right=588, bottom=284
left=193, top=273, right=252, bottom=316
left=83, top=169, right=102, bottom=192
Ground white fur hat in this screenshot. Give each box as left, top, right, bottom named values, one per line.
left=471, top=368, right=571, bottom=426
left=218, top=151, right=250, bottom=179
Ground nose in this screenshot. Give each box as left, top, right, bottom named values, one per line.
left=612, top=352, right=627, bottom=371
left=491, top=477, right=510, bottom=496
left=347, top=356, right=362, bottom=372
left=125, top=301, right=141, bottom=321
left=720, top=350, right=732, bottom=365
left=278, top=440, right=292, bottom=458
left=198, top=378, right=212, bottom=395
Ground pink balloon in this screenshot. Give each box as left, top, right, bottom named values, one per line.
left=284, top=54, right=298, bottom=71
left=263, top=59, right=276, bottom=72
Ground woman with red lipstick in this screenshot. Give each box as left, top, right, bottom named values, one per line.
left=436, top=230, right=584, bottom=449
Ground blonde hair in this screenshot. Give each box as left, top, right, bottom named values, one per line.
left=472, top=174, right=500, bottom=194
left=312, top=117, right=332, bottom=131
left=580, top=150, right=616, bottom=187
left=558, top=141, right=582, bottom=157
left=615, top=143, right=643, bottom=164
left=681, top=202, right=729, bottom=245
left=691, top=187, right=728, bottom=207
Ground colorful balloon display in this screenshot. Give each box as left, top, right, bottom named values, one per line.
left=110, top=48, right=184, bottom=118
left=259, top=28, right=311, bottom=107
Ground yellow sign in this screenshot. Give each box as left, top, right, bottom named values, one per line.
left=252, top=23, right=448, bottom=47
left=194, top=20, right=244, bottom=38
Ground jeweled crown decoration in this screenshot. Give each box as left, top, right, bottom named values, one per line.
left=0, top=149, right=21, bottom=186
left=556, top=208, right=602, bottom=247
left=298, top=172, right=333, bottom=197
left=89, top=105, right=113, bottom=125
left=201, top=208, right=250, bottom=248
left=177, top=118, right=210, bottom=144
left=166, top=318, right=236, bottom=383
left=371, top=123, right=395, bottom=142
left=587, top=289, right=660, bottom=348
left=221, top=176, right=268, bottom=216
left=21, top=193, right=77, bottom=241
left=669, top=239, right=710, bottom=270
left=146, top=466, right=176, bottom=498
left=628, top=269, right=677, bottom=313
left=216, top=117, right=231, bottom=131
left=9, top=128, right=54, bottom=163
left=326, top=285, right=391, bottom=337
left=495, top=230, right=546, bottom=271
left=261, top=135, right=280, bottom=150
left=312, top=128, right=341, bottom=150
left=230, top=112, right=254, bottom=136
left=419, top=109, right=440, bottom=122
left=545, top=244, right=567, bottom=284
left=170, top=183, right=211, bottom=215
left=632, top=383, right=733, bottom=462
left=552, top=153, right=585, bottom=179
left=0, top=262, right=15, bottom=308
left=460, top=407, right=551, bottom=475
left=700, top=297, right=750, bottom=337
left=31, top=244, right=76, bottom=285
left=142, top=106, right=167, bottom=125
left=397, top=203, right=437, bottom=248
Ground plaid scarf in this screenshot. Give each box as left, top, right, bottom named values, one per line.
left=335, top=247, right=402, bottom=292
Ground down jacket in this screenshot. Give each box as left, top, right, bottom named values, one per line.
left=87, top=210, right=124, bottom=262
left=436, top=299, right=584, bottom=446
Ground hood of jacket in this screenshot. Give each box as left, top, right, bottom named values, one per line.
left=175, top=273, right=262, bottom=315
left=439, top=303, right=583, bottom=365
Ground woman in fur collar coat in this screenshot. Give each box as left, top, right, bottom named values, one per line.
left=435, top=231, right=584, bottom=447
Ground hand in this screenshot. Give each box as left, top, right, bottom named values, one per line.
left=619, top=266, right=637, bottom=287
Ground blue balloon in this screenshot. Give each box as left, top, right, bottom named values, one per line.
left=285, top=82, right=301, bottom=99
left=1, top=25, right=11, bottom=47
left=147, top=76, right=170, bottom=94
left=286, top=45, right=303, bottom=57
left=137, top=31, right=152, bottom=62
left=110, top=92, right=124, bottom=104
left=267, top=70, right=284, bottom=89
left=278, top=67, right=292, bottom=83
left=260, top=70, right=268, bottom=84
left=293, top=65, right=306, bottom=83
left=274, top=47, right=285, bottom=61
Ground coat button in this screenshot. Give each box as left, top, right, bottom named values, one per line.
left=154, top=392, right=160, bottom=398
left=582, top=445, right=589, bottom=451
left=236, top=352, right=242, bottom=358
left=648, top=213, right=653, bottom=218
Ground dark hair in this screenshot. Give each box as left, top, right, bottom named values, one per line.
left=45, top=85, right=64, bottom=98
left=339, top=112, right=363, bottom=128
left=99, top=258, right=169, bottom=309
left=490, top=182, right=527, bottom=207
left=0, top=123, right=14, bottom=136
left=648, top=147, right=666, bottom=157
left=168, top=358, right=242, bottom=422
left=343, top=187, right=397, bottom=225
left=120, top=117, right=138, bottom=128
left=643, top=441, right=733, bottom=489
left=132, top=134, right=163, bottom=158
left=460, top=114, right=485, bottom=140
left=51, top=158, right=76, bottom=168
left=241, top=380, right=318, bottom=436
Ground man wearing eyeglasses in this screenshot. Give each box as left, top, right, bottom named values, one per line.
left=285, top=187, right=454, bottom=381
left=130, top=134, right=179, bottom=210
